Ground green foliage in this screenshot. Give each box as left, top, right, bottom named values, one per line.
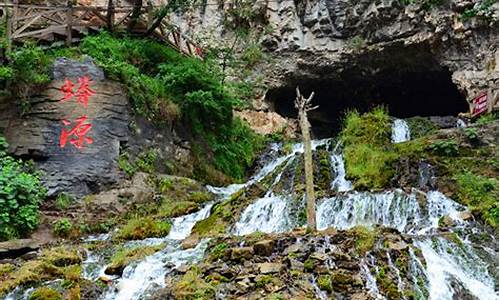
left=55, top=193, right=72, bottom=210
left=255, top=275, right=273, bottom=288
left=341, top=108, right=396, bottom=189
left=4, top=44, right=52, bottom=101
left=209, top=243, right=228, bottom=260
left=81, top=33, right=262, bottom=181
left=173, top=266, right=216, bottom=299
left=80, top=33, right=181, bottom=122
left=427, top=139, right=459, bottom=156
left=348, top=35, right=366, bottom=51
left=462, top=0, right=496, bottom=19
left=475, top=111, right=498, bottom=126
left=463, top=128, right=479, bottom=142
left=317, top=275, right=333, bottom=292
left=53, top=218, right=72, bottom=238
left=0, top=137, right=46, bottom=241
left=406, top=117, right=437, bottom=139
left=454, top=171, right=498, bottom=227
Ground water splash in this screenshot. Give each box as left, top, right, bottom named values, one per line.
left=391, top=119, right=411, bottom=143
left=167, top=203, right=213, bottom=240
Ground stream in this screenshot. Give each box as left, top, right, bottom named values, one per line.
left=4, top=119, right=498, bottom=300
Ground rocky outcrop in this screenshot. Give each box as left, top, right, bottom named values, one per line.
left=159, top=227, right=422, bottom=299
left=0, top=57, right=129, bottom=198
left=169, top=0, right=498, bottom=115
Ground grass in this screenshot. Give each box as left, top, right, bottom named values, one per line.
left=454, top=171, right=498, bottom=227
left=351, top=226, right=376, bottom=254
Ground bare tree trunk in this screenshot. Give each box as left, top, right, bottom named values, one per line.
left=295, top=87, right=318, bottom=231
left=106, top=0, right=114, bottom=32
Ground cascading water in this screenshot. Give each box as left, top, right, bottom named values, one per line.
left=392, top=118, right=411, bottom=143
left=5, top=131, right=497, bottom=300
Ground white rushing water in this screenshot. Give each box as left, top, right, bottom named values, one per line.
left=167, top=202, right=213, bottom=240
left=103, top=240, right=209, bottom=300
left=329, top=151, right=352, bottom=192
left=391, top=118, right=411, bottom=143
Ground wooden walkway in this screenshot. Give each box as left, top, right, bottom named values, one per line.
left=1, top=1, right=203, bottom=59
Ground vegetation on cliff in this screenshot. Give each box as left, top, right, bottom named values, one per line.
left=0, top=136, right=46, bottom=241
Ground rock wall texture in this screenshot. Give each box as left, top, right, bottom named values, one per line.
left=0, top=58, right=129, bottom=197
left=168, top=0, right=498, bottom=111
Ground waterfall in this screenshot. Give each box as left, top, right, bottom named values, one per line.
left=167, top=203, right=213, bottom=240
left=329, top=143, right=352, bottom=192
left=391, top=119, right=411, bottom=143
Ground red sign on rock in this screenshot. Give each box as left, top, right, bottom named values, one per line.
left=472, top=92, right=488, bottom=117
left=59, top=75, right=95, bottom=149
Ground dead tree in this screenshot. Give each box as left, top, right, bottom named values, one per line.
left=295, top=87, right=318, bottom=231
left=127, top=0, right=143, bottom=32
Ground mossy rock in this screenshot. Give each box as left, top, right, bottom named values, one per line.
left=173, top=266, right=216, bottom=299
left=28, top=287, right=62, bottom=300
left=317, top=274, right=333, bottom=292
left=114, top=217, right=171, bottom=240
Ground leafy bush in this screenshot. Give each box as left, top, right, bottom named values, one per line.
left=53, top=218, right=73, bottom=237
left=0, top=137, right=46, bottom=241
left=428, top=140, right=459, bottom=156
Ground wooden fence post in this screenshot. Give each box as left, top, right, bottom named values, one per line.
left=4, top=0, right=12, bottom=52
left=66, top=0, right=73, bottom=46
left=107, top=0, right=114, bottom=32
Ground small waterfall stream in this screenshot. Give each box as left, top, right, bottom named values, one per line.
left=392, top=118, right=411, bottom=143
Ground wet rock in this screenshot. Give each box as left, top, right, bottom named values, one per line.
left=253, top=239, right=275, bottom=256
left=0, top=239, right=40, bottom=259
left=283, top=243, right=301, bottom=255
left=439, top=215, right=456, bottom=228
left=181, top=235, right=200, bottom=249
left=257, top=262, right=283, bottom=274
left=20, top=251, right=39, bottom=260
left=231, top=247, right=254, bottom=261
left=457, top=211, right=474, bottom=221
left=98, top=275, right=113, bottom=284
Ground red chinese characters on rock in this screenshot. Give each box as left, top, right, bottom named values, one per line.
left=58, top=76, right=95, bottom=149
left=60, top=115, right=94, bottom=149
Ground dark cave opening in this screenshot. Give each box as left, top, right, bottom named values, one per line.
left=267, top=56, right=468, bottom=138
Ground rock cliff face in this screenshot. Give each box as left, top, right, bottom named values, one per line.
left=170, top=0, right=498, bottom=123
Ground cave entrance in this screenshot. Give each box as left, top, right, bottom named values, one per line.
left=266, top=51, right=468, bottom=138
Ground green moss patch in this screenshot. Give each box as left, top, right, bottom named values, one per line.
left=114, top=217, right=171, bottom=241
left=173, top=266, right=216, bottom=299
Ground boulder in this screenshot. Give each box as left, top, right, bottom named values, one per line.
left=0, top=239, right=40, bottom=259
left=230, top=247, right=254, bottom=261
left=257, top=262, right=283, bottom=274
left=0, top=58, right=129, bottom=198
left=253, top=239, right=275, bottom=256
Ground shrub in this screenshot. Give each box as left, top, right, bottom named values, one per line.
left=0, top=137, right=46, bottom=241
left=53, top=218, right=72, bottom=237
left=428, top=140, right=459, bottom=156
left=55, top=193, right=72, bottom=210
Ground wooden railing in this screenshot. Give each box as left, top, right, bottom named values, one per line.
left=1, top=1, right=203, bottom=59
